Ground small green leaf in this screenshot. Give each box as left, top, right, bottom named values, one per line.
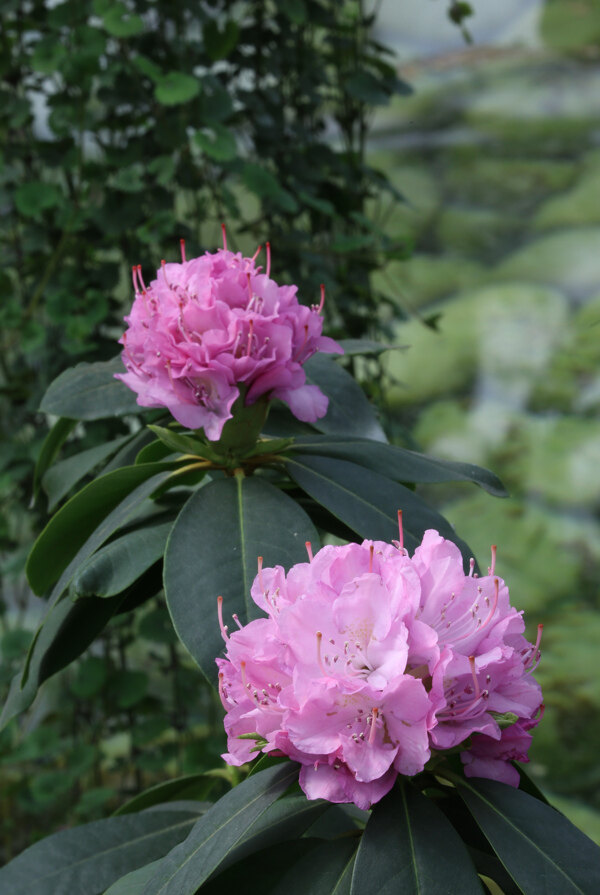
left=278, top=0, right=307, bottom=25
left=132, top=55, right=162, bottom=82
left=70, top=656, right=109, bottom=699
left=203, top=20, right=240, bottom=60
left=271, top=838, right=357, bottom=895
left=193, top=125, right=237, bottom=162
left=102, top=3, right=145, bottom=38
left=107, top=670, right=148, bottom=709
left=241, top=163, right=299, bottom=213
left=146, top=425, right=216, bottom=460
left=15, top=182, right=62, bottom=218
left=155, top=73, right=200, bottom=106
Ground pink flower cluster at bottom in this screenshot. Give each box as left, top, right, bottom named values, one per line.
left=217, top=531, right=543, bottom=809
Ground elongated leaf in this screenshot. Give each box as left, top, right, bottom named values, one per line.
left=272, top=838, right=358, bottom=895
left=147, top=425, right=216, bottom=459
left=115, top=773, right=230, bottom=816
left=292, top=435, right=507, bottom=497
left=105, top=862, right=162, bottom=895
left=304, top=354, right=387, bottom=442
left=140, top=762, right=299, bottom=895
left=40, top=357, right=140, bottom=420
left=105, top=428, right=163, bottom=472
left=164, top=475, right=318, bottom=682
left=0, top=594, right=123, bottom=729
left=351, top=784, right=483, bottom=895
left=0, top=807, right=201, bottom=895
left=72, top=518, right=174, bottom=598
left=200, top=841, right=319, bottom=895
left=43, top=434, right=132, bottom=511
left=33, top=417, right=76, bottom=502
left=456, top=777, right=600, bottom=894
left=211, top=794, right=329, bottom=878
left=285, top=454, right=472, bottom=561
left=27, top=463, right=173, bottom=596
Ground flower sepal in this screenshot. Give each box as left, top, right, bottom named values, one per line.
left=205, top=387, right=270, bottom=465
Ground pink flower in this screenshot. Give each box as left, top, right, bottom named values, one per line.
left=216, top=529, right=543, bottom=808
left=116, top=239, right=342, bottom=440
left=461, top=716, right=541, bottom=787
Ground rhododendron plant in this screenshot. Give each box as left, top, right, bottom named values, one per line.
left=116, top=233, right=342, bottom=440
left=217, top=523, right=543, bottom=809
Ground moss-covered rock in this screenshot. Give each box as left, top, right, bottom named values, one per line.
left=534, top=151, right=600, bottom=230
left=385, top=282, right=569, bottom=407
left=436, top=204, right=520, bottom=260
left=372, top=254, right=485, bottom=310
left=540, top=0, right=600, bottom=53
left=493, top=229, right=600, bottom=301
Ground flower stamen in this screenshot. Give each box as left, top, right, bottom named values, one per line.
left=217, top=595, right=229, bottom=641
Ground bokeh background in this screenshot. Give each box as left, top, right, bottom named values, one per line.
left=1, top=0, right=599, bottom=855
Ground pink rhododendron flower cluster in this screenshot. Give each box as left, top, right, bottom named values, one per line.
left=216, top=528, right=543, bottom=809
left=116, top=237, right=342, bottom=440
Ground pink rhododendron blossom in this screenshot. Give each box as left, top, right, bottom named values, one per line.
left=217, top=528, right=543, bottom=809
left=116, top=237, right=342, bottom=440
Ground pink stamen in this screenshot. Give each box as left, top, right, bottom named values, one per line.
left=293, top=325, right=309, bottom=362
left=533, top=623, right=543, bottom=655
left=305, top=541, right=313, bottom=562
left=246, top=319, right=254, bottom=357
left=232, top=613, right=243, bottom=630
left=252, top=244, right=262, bottom=262
left=218, top=671, right=226, bottom=705
left=161, top=259, right=171, bottom=288
left=318, top=283, right=325, bottom=313
left=488, top=544, right=497, bottom=577
left=453, top=578, right=499, bottom=644
left=468, top=655, right=481, bottom=699
left=217, top=595, right=229, bottom=641
left=398, top=509, right=404, bottom=551
left=257, top=556, right=264, bottom=592
left=369, top=707, right=379, bottom=744
left=137, top=265, right=147, bottom=291
left=221, top=222, right=227, bottom=251
left=316, top=631, right=328, bottom=676
left=468, top=558, right=475, bottom=577
left=180, top=238, right=186, bottom=262
left=266, top=241, right=271, bottom=277
left=131, top=265, right=139, bottom=293
left=369, top=544, right=374, bottom=574
left=537, top=702, right=545, bottom=721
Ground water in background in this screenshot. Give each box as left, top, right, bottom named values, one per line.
left=371, top=0, right=600, bottom=838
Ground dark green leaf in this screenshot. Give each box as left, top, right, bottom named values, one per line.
left=351, top=784, right=483, bottom=894
left=278, top=0, right=307, bottom=24
left=272, top=837, right=357, bottom=895
left=212, top=794, right=329, bottom=878
left=0, top=808, right=201, bottom=895
left=241, top=163, right=299, bottom=213
left=33, top=417, right=77, bottom=503
left=70, top=656, right=109, bottom=699
left=102, top=3, right=145, bottom=38
left=27, top=464, right=173, bottom=597
left=304, top=354, right=386, bottom=443
left=146, top=425, right=215, bottom=459
left=115, top=774, right=230, bottom=816
left=140, top=763, right=299, bottom=895
left=40, top=358, right=140, bottom=420
left=284, top=454, right=472, bottom=560
left=43, top=434, right=132, bottom=511
left=105, top=862, right=162, bottom=895
left=155, top=73, right=200, bottom=106
left=164, top=475, right=318, bottom=682
left=72, top=518, right=173, bottom=598
left=291, top=435, right=507, bottom=496
left=203, top=20, right=240, bottom=60
left=456, top=777, right=600, bottom=894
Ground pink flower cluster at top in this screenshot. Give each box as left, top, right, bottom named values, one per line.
left=217, top=529, right=543, bottom=810
left=116, top=237, right=342, bottom=440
